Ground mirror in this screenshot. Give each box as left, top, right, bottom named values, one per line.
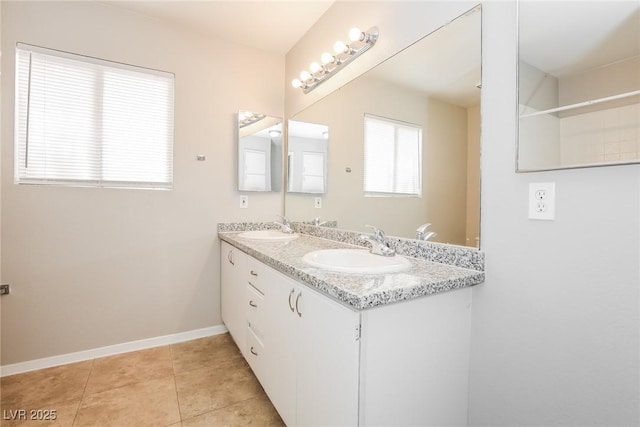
left=237, top=111, right=283, bottom=192
left=517, top=1, right=640, bottom=171
left=287, top=120, right=329, bottom=193
left=285, top=6, right=481, bottom=247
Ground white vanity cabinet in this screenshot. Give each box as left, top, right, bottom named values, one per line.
left=222, top=245, right=359, bottom=426
left=220, top=241, right=247, bottom=356
left=220, top=241, right=473, bottom=426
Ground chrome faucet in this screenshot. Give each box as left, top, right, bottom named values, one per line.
left=360, top=225, right=396, bottom=257
left=275, top=215, right=293, bottom=234
left=312, top=217, right=327, bottom=227
left=416, top=223, right=437, bottom=241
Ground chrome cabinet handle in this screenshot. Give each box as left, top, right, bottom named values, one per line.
left=250, top=346, right=258, bottom=356
left=228, top=250, right=234, bottom=266
left=295, top=292, right=302, bottom=318
left=249, top=300, right=257, bottom=308
left=250, top=270, right=258, bottom=276
left=288, top=289, right=295, bottom=312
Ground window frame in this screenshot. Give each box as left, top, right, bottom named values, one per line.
left=363, top=113, right=423, bottom=197
left=14, top=43, right=175, bottom=190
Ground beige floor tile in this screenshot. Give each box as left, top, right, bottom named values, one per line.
left=1, top=361, right=93, bottom=409
left=0, top=399, right=79, bottom=427
left=73, top=376, right=180, bottom=427
left=84, top=346, right=173, bottom=395
left=175, top=357, right=262, bottom=420
left=181, top=393, right=284, bottom=427
left=171, top=334, right=242, bottom=374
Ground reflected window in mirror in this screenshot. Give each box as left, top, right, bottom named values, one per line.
left=238, top=111, right=283, bottom=192
left=364, top=114, right=422, bottom=197
left=517, top=1, right=640, bottom=171
left=287, top=120, right=328, bottom=194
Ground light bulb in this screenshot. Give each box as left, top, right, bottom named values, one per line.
left=245, top=111, right=253, bottom=118
left=239, top=112, right=246, bottom=121
left=333, top=40, right=347, bottom=54
left=269, top=129, right=281, bottom=138
left=349, top=27, right=363, bottom=42
left=321, top=52, right=334, bottom=65
left=300, top=70, right=311, bottom=82
left=292, top=78, right=302, bottom=88
left=310, top=62, right=322, bottom=74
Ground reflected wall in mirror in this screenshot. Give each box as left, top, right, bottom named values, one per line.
left=238, top=111, right=283, bottom=192
left=285, top=6, right=481, bottom=247
left=518, top=1, right=640, bottom=171
left=287, top=120, right=329, bottom=194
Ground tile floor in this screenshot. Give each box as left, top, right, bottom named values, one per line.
left=0, top=333, right=285, bottom=426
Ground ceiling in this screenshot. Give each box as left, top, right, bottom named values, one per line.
left=367, top=5, right=481, bottom=108
left=102, top=0, right=335, bottom=55
left=519, top=1, right=640, bottom=77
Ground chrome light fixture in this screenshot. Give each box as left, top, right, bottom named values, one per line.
left=292, top=26, right=379, bottom=94
left=238, top=111, right=266, bottom=128
left=268, top=129, right=282, bottom=138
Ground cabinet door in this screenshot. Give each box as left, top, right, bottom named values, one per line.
left=296, top=285, right=360, bottom=427
left=261, top=268, right=297, bottom=427
left=220, top=242, right=246, bottom=354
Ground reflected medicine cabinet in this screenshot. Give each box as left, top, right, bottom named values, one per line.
left=237, top=111, right=283, bottom=192
left=517, top=1, right=640, bottom=172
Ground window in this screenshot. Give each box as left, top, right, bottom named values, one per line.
left=364, top=114, right=422, bottom=196
left=15, top=43, right=174, bottom=189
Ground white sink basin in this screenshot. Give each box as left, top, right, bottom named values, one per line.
left=302, top=249, right=411, bottom=274
left=238, top=230, right=299, bottom=241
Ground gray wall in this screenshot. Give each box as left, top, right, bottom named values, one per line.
left=468, top=3, right=639, bottom=425
left=1, top=1, right=284, bottom=365
left=287, top=1, right=639, bottom=425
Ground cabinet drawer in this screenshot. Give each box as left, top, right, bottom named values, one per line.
left=246, top=283, right=266, bottom=339
left=246, top=256, right=265, bottom=293
left=246, top=326, right=266, bottom=384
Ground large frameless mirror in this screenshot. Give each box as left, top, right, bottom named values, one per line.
left=517, top=1, right=640, bottom=172
left=237, top=111, right=283, bottom=192
left=285, top=5, right=481, bottom=247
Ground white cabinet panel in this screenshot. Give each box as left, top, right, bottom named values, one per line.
left=220, top=241, right=246, bottom=355
left=296, top=284, right=360, bottom=427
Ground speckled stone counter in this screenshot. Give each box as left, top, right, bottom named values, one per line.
left=218, top=223, right=484, bottom=310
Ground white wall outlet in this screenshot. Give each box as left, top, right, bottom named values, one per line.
left=314, top=197, right=322, bottom=208
left=528, top=182, right=555, bottom=220
left=240, top=195, right=248, bottom=209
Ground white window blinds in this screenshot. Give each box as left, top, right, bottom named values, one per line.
left=364, top=114, right=422, bottom=196
left=15, top=43, right=174, bottom=189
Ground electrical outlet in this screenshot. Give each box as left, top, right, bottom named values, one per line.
left=314, top=197, right=322, bottom=209
left=240, top=195, right=248, bottom=209
left=528, top=182, right=555, bottom=220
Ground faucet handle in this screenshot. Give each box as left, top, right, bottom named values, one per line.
left=276, top=214, right=290, bottom=225
left=365, top=225, right=386, bottom=241
left=416, top=223, right=431, bottom=233
left=275, top=215, right=293, bottom=233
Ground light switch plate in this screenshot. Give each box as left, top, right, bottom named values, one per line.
left=528, top=182, right=555, bottom=220
left=314, top=197, right=322, bottom=208
left=240, top=195, right=248, bottom=209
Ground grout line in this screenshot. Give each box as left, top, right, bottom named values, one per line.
left=72, top=358, right=95, bottom=426
left=169, top=343, right=184, bottom=422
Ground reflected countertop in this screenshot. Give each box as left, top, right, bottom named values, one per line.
left=218, top=229, right=484, bottom=310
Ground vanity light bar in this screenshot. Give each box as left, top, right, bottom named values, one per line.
left=238, top=111, right=266, bottom=128
left=292, top=26, right=379, bottom=94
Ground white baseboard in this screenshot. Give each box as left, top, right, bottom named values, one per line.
left=1, top=324, right=228, bottom=377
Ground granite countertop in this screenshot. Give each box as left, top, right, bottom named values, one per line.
left=219, top=230, right=484, bottom=310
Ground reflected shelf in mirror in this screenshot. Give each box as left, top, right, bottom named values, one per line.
left=517, top=2, right=640, bottom=172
